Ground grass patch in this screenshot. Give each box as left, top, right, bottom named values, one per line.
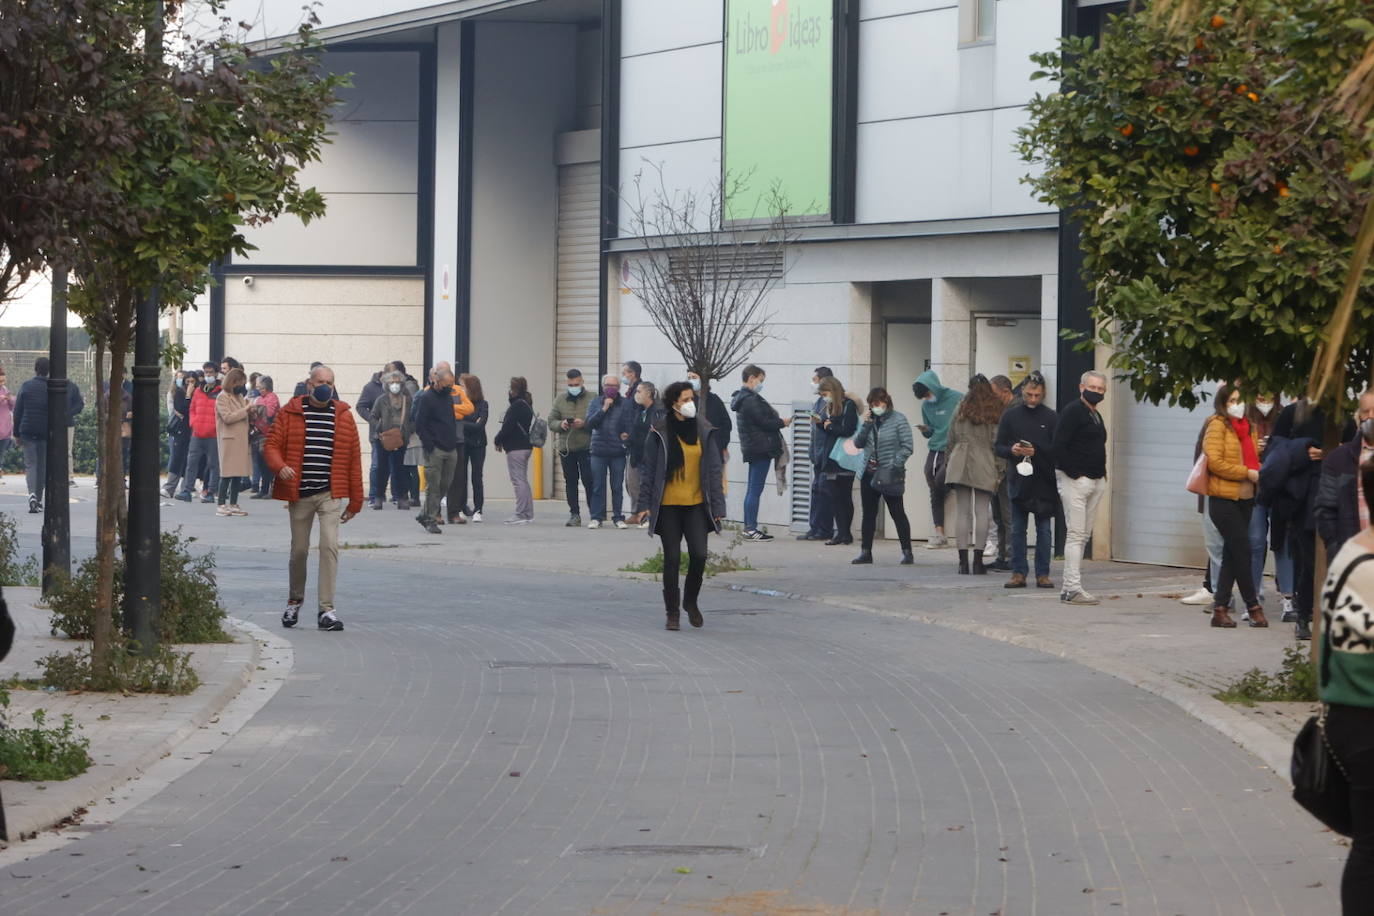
left=0, top=685, right=92, bottom=781
left=1214, top=646, right=1318, bottom=706
left=620, top=531, right=755, bottom=578
left=37, top=644, right=200, bottom=696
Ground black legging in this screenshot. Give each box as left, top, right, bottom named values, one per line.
left=860, top=472, right=911, bottom=551
left=1327, top=703, right=1374, bottom=915
left=1289, top=525, right=1316, bottom=625
left=924, top=450, right=947, bottom=527
left=1209, top=496, right=1257, bottom=607
left=827, top=474, right=855, bottom=540
left=216, top=474, right=242, bottom=507
left=467, top=444, right=486, bottom=514
left=657, top=503, right=709, bottom=598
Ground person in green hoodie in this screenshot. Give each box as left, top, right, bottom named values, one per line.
left=912, top=370, right=963, bottom=548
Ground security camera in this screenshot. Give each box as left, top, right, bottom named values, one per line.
left=242, top=275, right=254, bottom=287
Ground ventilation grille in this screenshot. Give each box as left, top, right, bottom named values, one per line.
left=790, top=402, right=814, bottom=532
left=667, top=246, right=784, bottom=284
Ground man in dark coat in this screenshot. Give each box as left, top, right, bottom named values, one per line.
left=1269, top=400, right=1334, bottom=640
left=994, top=372, right=1058, bottom=589
left=356, top=370, right=386, bottom=508
left=730, top=364, right=792, bottom=541
left=1314, top=390, right=1374, bottom=561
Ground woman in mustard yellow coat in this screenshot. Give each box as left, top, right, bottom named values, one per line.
left=1203, top=383, right=1264, bottom=628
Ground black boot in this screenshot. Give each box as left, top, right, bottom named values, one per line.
left=957, top=549, right=970, bottom=575
left=971, top=554, right=987, bottom=575
left=900, top=549, right=914, bottom=565
left=664, top=587, right=681, bottom=631
left=684, top=577, right=703, bottom=628
left=851, top=549, right=873, bottom=565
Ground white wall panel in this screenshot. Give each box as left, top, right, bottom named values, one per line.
left=856, top=111, right=993, bottom=223
left=328, top=51, right=422, bottom=122
left=989, top=106, right=1052, bottom=215
left=240, top=193, right=418, bottom=266
left=992, top=0, right=1060, bottom=108
left=861, top=0, right=957, bottom=18
left=617, top=138, right=722, bottom=232
left=621, top=0, right=723, bottom=56
left=298, top=121, right=420, bottom=194
left=619, top=44, right=723, bottom=149
left=858, top=8, right=960, bottom=123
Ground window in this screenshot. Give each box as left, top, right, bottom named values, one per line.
left=959, top=0, right=996, bottom=45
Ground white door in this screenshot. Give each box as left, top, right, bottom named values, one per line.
left=971, top=314, right=1040, bottom=386
left=885, top=322, right=933, bottom=541
left=552, top=161, right=600, bottom=499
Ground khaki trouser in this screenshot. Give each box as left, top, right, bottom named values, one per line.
left=423, top=447, right=457, bottom=522
left=288, top=491, right=342, bottom=612
left=1055, top=471, right=1107, bottom=595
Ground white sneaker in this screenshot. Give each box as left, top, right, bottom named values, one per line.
left=215, top=505, right=232, bottom=517
left=983, top=530, right=999, bottom=560
left=925, top=534, right=947, bottom=549
left=472, top=511, right=483, bottom=523
left=1179, top=587, right=1214, bottom=605
left=229, top=505, right=247, bottom=516
left=638, top=520, right=650, bottom=529
left=587, top=519, right=602, bottom=530
left=614, top=519, right=629, bottom=529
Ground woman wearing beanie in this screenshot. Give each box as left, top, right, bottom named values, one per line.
left=632, top=381, right=727, bottom=631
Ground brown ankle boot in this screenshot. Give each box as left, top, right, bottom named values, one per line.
left=1210, top=605, right=1238, bottom=628
left=664, top=588, right=680, bottom=631
left=1004, top=572, right=1027, bottom=589
left=1246, top=603, right=1269, bottom=628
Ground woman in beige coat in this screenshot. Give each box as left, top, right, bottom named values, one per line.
left=215, top=367, right=252, bottom=516
left=943, top=374, right=1003, bottom=575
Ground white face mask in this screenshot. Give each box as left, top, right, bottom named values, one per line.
left=678, top=400, right=697, bottom=419
left=812, top=382, right=820, bottom=394
left=1254, top=401, right=1274, bottom=416
left=871, top=405, right=887, bottom=416
left=388, top=383, right=402, bottom=394
left=1016, top=457, right=1035, bottom=477
left=1226, top=403, right=1246, bottom=419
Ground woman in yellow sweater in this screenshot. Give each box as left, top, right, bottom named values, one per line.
left=632, top=381, right=728, bottom=630
left=1203, top=383, right=1265, bottom=628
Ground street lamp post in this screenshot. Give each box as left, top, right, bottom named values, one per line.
left=41, top=269, right=71, bottom=596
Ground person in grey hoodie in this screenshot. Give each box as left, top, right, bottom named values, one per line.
left=911, top=369, right=963, bottom=548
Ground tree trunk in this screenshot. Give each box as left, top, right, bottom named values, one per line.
left=91, top=300, right=133, bottom=676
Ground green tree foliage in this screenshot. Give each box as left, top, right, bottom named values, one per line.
left=1017, top=1, right=1374, bottom=407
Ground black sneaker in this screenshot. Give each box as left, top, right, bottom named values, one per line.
left=282, top=602, right=301, bottom=628
left=28, top=494, right=38, bottom=514
left=565, top=514, right=582, bottom=528
left=318, top=610, right=344, bottom=632
left=743, top=529, right=773, bottom=541
left=1295, top=619, right=1312, bottom=641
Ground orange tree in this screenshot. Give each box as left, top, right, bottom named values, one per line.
left=1017, top=1, right=1374, bottom=408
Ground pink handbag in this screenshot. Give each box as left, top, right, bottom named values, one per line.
left=1185, top=452, right=1210, bottom=496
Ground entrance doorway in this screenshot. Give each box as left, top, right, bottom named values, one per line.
left=884, top=321, right=933, bottom=541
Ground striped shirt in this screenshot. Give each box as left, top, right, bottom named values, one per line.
left=299, top=400, right=336, bottom=497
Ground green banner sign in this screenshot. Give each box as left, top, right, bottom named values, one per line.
left=723, top=0, right=833, bottom=222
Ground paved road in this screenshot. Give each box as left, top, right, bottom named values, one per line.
left=0, top=519, right=1346, bottom=915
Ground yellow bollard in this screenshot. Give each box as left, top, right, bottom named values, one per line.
left=532, top=447, right=543, bottom=500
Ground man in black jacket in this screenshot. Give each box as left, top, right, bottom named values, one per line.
left=1053, top=370, right=1109, bottom=605
left=994, top=373, right=1058, bottom=589
left=1271, top=399, right=1333, bottom=640
left=13, top=356, right=51, bottom=513
left=1315, top=390, right=1374, bottom=561
left=730, top=364, right=791, bottom=541
left=413, top=368, right=459, bottom=534
left=357, top=370, right=386, bottom=508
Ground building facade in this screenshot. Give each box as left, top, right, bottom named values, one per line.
left=191, top=0, right=1212, bottom=566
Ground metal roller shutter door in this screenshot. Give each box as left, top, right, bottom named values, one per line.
left=1108, top=381, right=1212, bottom=567
left=553, top=161, right=600, bottom=499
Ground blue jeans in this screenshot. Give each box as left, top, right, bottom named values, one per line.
left=744, top=458, right=770, bottom=532
left=1010, top=502, right=1052, bottom=578
left=1248, top=501, right=1293, bottom=601
left=589, top=453, right=627, bottom=522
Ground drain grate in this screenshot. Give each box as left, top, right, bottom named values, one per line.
left=571, top=844, right=759, bottom=857
left=488, top=661, right=614, bottom=670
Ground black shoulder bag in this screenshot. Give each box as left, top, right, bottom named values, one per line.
left=869, top=417, right=906, bottom=497
left=1290, top=552, right=1374, bottom=836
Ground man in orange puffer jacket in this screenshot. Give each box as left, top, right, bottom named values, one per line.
left=264, top=364, right=364, bottom=632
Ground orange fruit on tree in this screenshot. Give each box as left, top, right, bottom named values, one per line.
left=1210, top=182, right=1221, bottom=192
left=1184, top=145, right=1200, bottom=157
left=1195, top=35, right=1206, bottom=49
left=1119, top=124, right=1135, bottom=137
left=1273, top=245, right=1283, bottom=254
left=1247, top=92, right=1259, bottom=102
left=1236, top=84, right=1248, bottom=94
left=1211, top=14, right=1226, bottom=28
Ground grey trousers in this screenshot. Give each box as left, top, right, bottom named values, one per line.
left=23, top=438, right=46, bottom=501
left=423, top=447, right=458, bottom=521
left=506, top=449, right=533, bottom=520
left=625, top=463, right=643, bottom=515
left=944, top=485, right=993, bottom=550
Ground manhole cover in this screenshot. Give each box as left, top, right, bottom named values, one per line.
left=488, top=661, right=614, bottom=670
left=571, top=845, right=758, bottom=857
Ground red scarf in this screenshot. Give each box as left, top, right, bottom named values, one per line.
left=1231, top=417, right=1260, bottom=470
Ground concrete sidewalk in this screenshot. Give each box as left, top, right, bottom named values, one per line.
left=0, top=588, right=281, bottom=843
left=367, top=497, right=1311, bottom=777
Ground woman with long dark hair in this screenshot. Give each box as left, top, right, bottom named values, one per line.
left=944, top=374, right=1002, bottom=574
left=1203, top=382, right=1264, bottom=628
left=458, top=373, right=488, bottom=522
left=632, top=381, right=727, bottom=630
left=815, top=376, right=860, bottom=546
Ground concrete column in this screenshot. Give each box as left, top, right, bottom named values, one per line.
left=431, top=21, right=462, bottom=368
left=930, top=278, right=970, bottom=387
